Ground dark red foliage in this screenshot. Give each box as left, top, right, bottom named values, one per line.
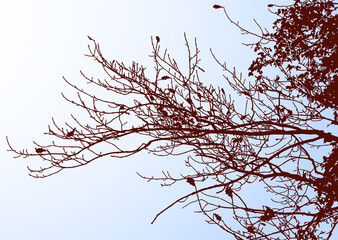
left=249, top=0, right=337, bottom=109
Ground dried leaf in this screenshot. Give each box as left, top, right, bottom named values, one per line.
left=35, top=148, right=46, bottom=154
left=66, top=128, right=76, bottom=137
left=214, top=213, right=222, bottom=221
left=226, top=187, right=233, bottom=197
left=260, top=206, right=275, bottom=221
left=247, top=226, right=255, bottom=233
left=186, top=177, right=195, bottom=186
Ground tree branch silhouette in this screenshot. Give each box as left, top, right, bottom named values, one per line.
left=8, top=1, right=337, bottom=239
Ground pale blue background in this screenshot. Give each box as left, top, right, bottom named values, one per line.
left=0, top=0, right=336, bottom=239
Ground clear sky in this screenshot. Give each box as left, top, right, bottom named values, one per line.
left=0, top=0, right=336, bottom=239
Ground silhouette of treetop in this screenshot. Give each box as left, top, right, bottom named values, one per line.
left=7, top=1, right=337, bottom=239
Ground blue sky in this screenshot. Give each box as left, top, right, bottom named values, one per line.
left=1, top=0, right=336, bottom=239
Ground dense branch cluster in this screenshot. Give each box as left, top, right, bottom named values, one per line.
left=249, top=0, right=337, bottom=109
left=8, top=1, right=337, bottom=239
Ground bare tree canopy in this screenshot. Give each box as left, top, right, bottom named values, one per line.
left=8, top=0, right=337, bottom=239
